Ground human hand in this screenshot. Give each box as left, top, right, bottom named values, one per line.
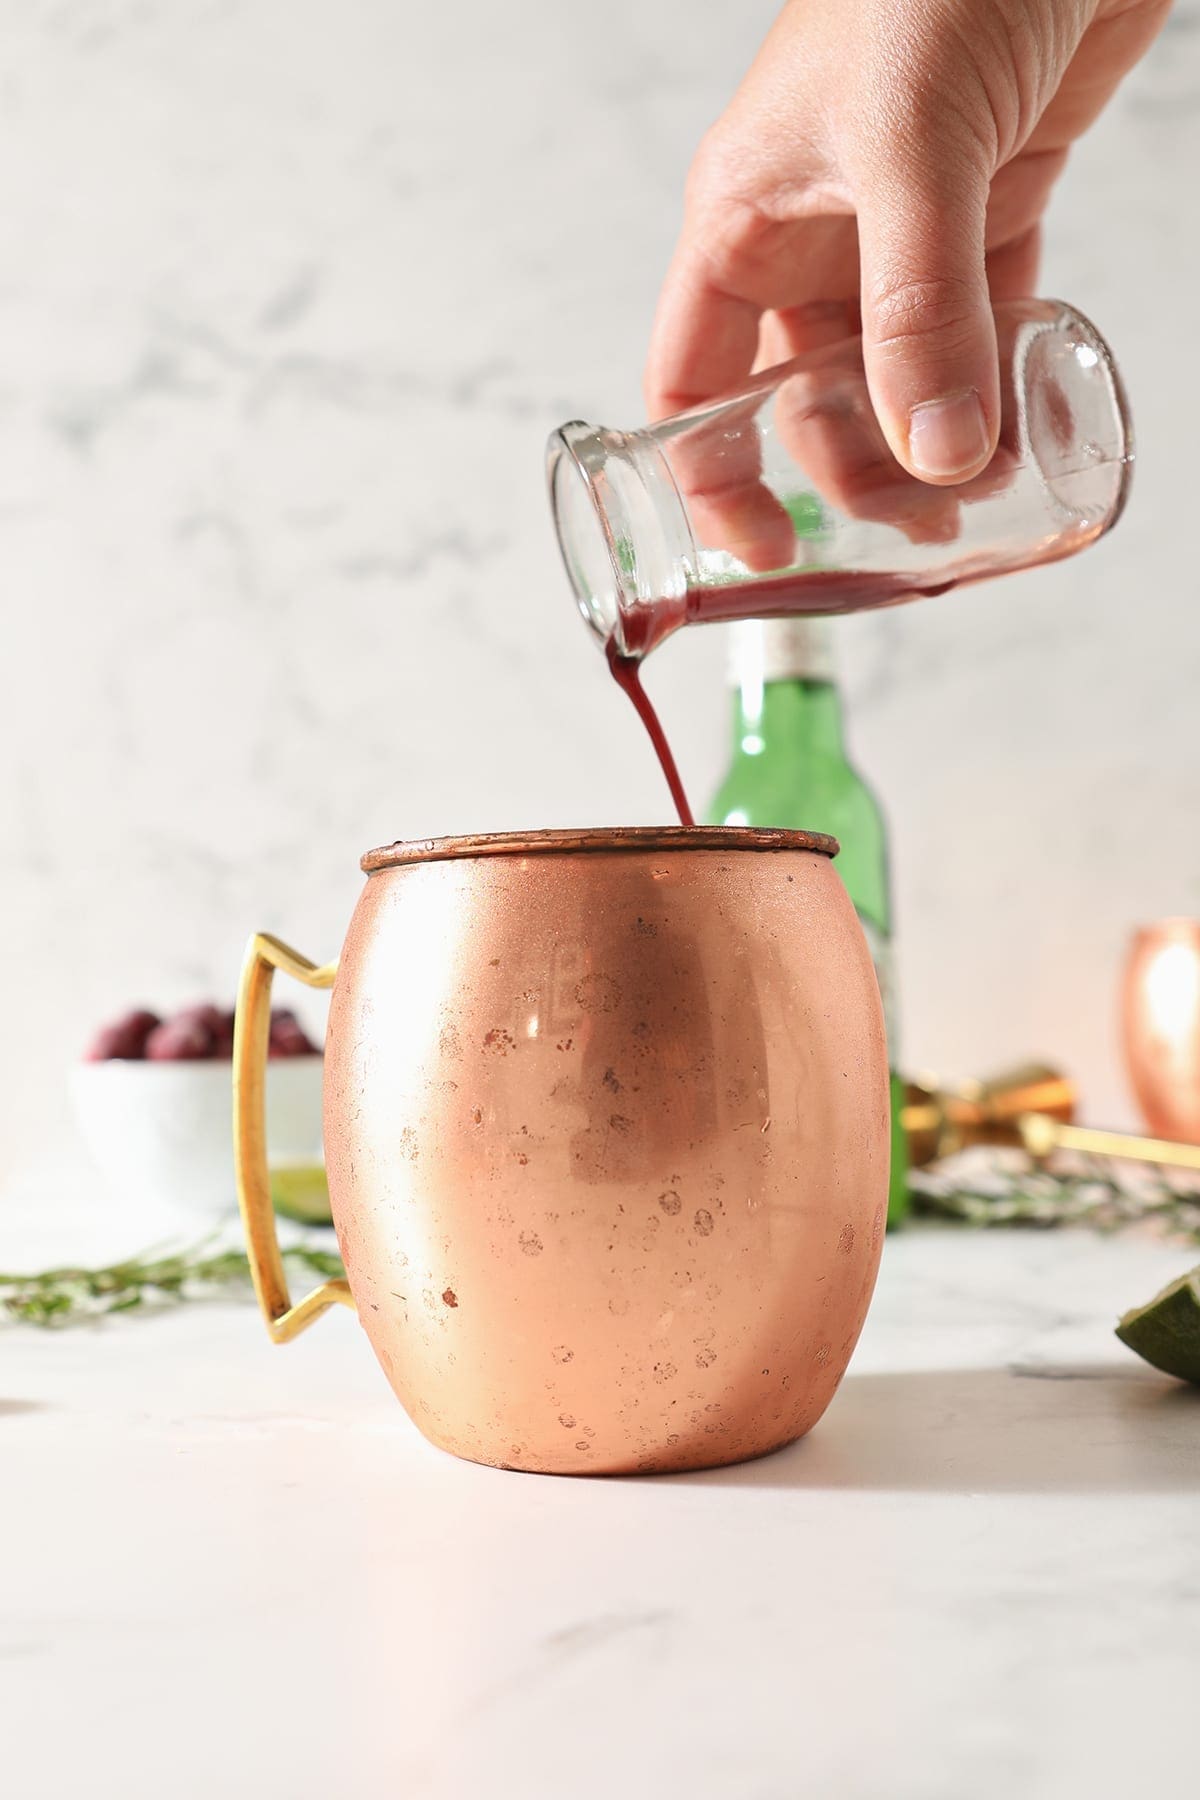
left=646, top=0, right=1168, bottom=489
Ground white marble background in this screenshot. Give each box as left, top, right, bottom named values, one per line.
left=2, top=0, right=1198, bottom=1175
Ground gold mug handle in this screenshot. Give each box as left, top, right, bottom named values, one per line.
left=232, top=932, right=355, bottom=1343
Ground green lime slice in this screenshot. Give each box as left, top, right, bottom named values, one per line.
left=270, top=1164, right=333, bottom=1226
left=1116, top=1265, right=1200, bottom=1385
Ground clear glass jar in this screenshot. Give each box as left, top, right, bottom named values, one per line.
left=547, top=298, right=1132, bottom=658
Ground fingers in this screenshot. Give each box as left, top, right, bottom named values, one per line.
left=643, top=125, right=854, bottom=420
left=644, top=170, right=795, bottom=570
left=855, top=131, right=1000, bottom=486
left=1031, top=0, right=1172, bottom=148
left=643, top=238, right=763, bottom=423
left=757, top=298, right=862, bottom=368
left=984, top=223, right=1043, bottom=304
left=770, top=348, right=962, bottom=547
left=665, top=386, right=798, bottom=574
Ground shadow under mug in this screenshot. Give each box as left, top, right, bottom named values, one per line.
left=233, top=827, right=891, bottom=1476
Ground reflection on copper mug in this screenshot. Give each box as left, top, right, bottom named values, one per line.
left=1122, top=920, right=1200, bottom=1143
left=233, top=828, right=890, bottom=1475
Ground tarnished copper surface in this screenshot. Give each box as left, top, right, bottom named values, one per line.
left=1122, top=920, right=1200, bottom=1143
left=324, top=829, right=889, bottom=1475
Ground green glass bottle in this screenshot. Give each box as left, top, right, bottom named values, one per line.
left=706, top=618, right=910, bottom=1227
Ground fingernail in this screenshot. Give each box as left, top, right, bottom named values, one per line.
left=907, top=389, right=989, bottom=481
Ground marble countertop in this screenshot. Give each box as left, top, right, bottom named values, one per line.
left=5, top=1171, right=1199, bottom=1800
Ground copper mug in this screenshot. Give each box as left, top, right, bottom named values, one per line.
left=1122, top=920, right=1200, bottom=1142
left=233, top=828, right=890, bottom=1475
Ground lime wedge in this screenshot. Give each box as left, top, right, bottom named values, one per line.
left=1116, top=1265, right=1200, bottom=1385
left=270, top=1164, right=333, bottom=1226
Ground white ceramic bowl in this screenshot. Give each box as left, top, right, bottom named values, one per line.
left=70, top=1057, right=325, bottom=1222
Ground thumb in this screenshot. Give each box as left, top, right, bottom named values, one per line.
left=855, top=142, right=999, bottom=486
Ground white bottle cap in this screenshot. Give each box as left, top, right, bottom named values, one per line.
left=728, top=618, right=836, bottom=685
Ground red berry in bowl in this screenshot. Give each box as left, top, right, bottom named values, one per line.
left=212, top=1009, right=237, bottom=1058
left=84, top=1009, right=161, bottom=1062
left=171, top=1003, right=225, bottom=1035
left=145, top=1015, right=218, bottom=1061
left=269, top=1009, right=319, bottom=1057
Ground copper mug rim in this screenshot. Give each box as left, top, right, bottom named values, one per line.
left=1129, top=917, right=1200, bottom=944
left=361, top=824, right=840, bottom=874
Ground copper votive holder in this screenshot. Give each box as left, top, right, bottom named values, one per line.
left=1121, top=919, right=1200, bottom=1144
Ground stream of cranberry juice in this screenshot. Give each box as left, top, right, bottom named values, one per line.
left=608, top=568, right=958, bottom=827
left=606, top=639, right=695, bottom=827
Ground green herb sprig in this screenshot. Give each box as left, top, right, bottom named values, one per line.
left=910, top=1149, right=1200, bottom=1240
left=0, top=1241, right=345, bottom=1327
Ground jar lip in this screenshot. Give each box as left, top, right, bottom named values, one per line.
left=546, top=420, right=695, bottom=656
left=546, top=421, right=624, bottom=646
left=362, top=825, right=839, bottom=872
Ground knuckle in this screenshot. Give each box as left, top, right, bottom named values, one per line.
left=685, top=125, right=739, bottom=210
left=679, top=127, right=777, bottom=289
left=683, top=128, right=771, bottom=248
left=866, top=274, right=982, bottom=353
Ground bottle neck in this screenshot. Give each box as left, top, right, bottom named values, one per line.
left=728, top=620, right=846, bottom=759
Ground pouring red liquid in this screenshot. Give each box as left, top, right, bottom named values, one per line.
left=606, top=640, right=696, bottom=828
left=608, top=568, right=958, bottom=827
left=559, top=298, right=1131, bottom=817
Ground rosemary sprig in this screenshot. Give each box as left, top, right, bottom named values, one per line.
left=910, top=1148, right=1200, bottom=1241
left=0, top=1241, right=345, bottom=1328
